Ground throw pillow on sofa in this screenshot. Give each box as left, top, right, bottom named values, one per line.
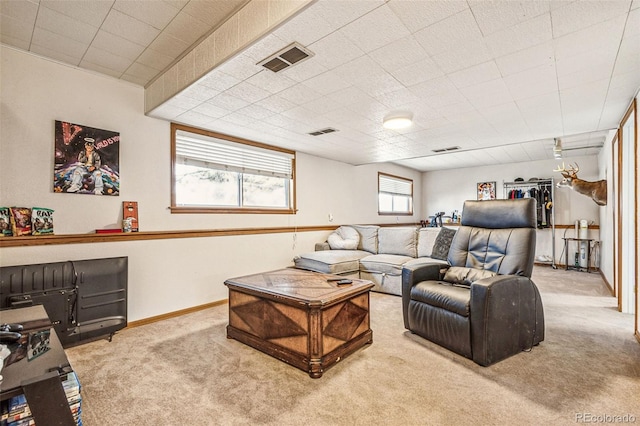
left=431, top=227, right=457, bottom=260
left=352, top=225, right=379, bottom=253
left=327, top=226, right=360, bottom=250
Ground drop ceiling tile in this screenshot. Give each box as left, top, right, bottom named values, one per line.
left=271, top=6, right=334, bottom=46
left=355, top=72, right=404, bottom=97
left=165, top=94, right=202, bottom=110
left=126, top=61, right=160, bottom=81
left=374, top=88, right=420, bottom=109
left=368, top=35, right=428, bottom=73
left=30, top=43, right=82, bottom=65
left=181, top=0, right=244, bottom=27
left=390, top=57, right=444, bottom=87
left=36, top=6, right=99, bottom=45
left=179, top=84, right=219, bottom=102
left=495, top=41, right=554, bottom=76
left=624, top=7, right=640, bottom=38
left=460, top=78, right=514, bottom=109
left=216, top=52, right=261, bottom=81
left=102, top=9, right=161, bottom=46
left=177, top=51, right=195, bottom=91
left=469, top=0, right=549, bottom=36
left=388, top=0, right=468, bottom=33
left=302, top=96, right=342, bottom=115
left=340, top=4, right=410, bottom=53
left=207, top=92, right=250, bottom=112
left=198, top=69, right=241, bottom=92
left=41, top=0, right=112, bottom=27
left=92, top=30, right=146, bottom=61
left=557, top=52, right=617, bottom=91
left=147, top=102, right=188, bottom=120
left=612, top=33, right=640, bottom=76
left=310, top=0, right=384, bottom=31
left=554, top=14, right=626, bottom=60
left=137, top=48, right=174, bottom=71
left=113, top=0, right=180, bottom=30
left=300, top=71, right=351, bottom=96
left=484, top=13, right=552, bottom=58
left=414, top=9, right=483, bottom=57
left=552, top=0, right=631, bottom=38
left=277, top=83, right=322, bottom=106
left=431, top=39, right=493, bottom=73
left=236, top=103, right=276, bottom=120
left=327, top=86, right=374, bottom=108
left=191, top=101, right=228, bottom=119
left=31, top=27, right=88, bottom=59
left=559, top=79, right=610, bottom=111
left=148, top=31, right=190, bottom=59
left=277, top=56, right=328, bottom=82
left=0, top=33, right=30, bottom=50
left=164, top=10, right=210, bottom=46
left=449, top=61, right=501, bottom=89
left=0, top=13, right=33, bottom=43
left=255, top=94, right=297, bottom=114
left=246, top=70, right=297, bottom=95
left=177, top=110, right=217, bottom=126
left=0, top=0, right=38, bottom=21
left=504, top=62, right=558, bottom=100
left=82, top=46, right=131, bottom=73
left=308, top=30, right=365, bottom=70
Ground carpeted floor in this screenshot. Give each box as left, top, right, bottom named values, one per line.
left=66, top=266, right=640, bottom=425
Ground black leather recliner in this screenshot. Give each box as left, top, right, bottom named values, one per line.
left=402, top=199, right=545, bottom=366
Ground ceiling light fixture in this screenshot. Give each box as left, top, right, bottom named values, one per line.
left=553, top=138, right=563, bottom=159
left=383, top=112, right=413, bottom=129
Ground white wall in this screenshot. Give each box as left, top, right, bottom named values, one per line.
left=422, top=156, right=603, bottom=266
left=0, top=47, right=422, bottom=320
left=598, top=130, right=617, bottom=287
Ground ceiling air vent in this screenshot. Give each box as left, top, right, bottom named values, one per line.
left=432, top=146, right=460, bottom=153
left=308, top=128, right=338, bottom=136
left=258, top=42, right=314, bottom=73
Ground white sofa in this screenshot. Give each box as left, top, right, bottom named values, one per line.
left=293, top=225, right=457, bottom=296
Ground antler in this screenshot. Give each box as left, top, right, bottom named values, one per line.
left=553, top=162, right=579, bottom=175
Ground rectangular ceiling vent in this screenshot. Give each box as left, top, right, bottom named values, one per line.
left=308, top=128, right=338, bottom=136
left=258, top=42, right=314, bottom=73
left=432, top=146, right=460, bottom=153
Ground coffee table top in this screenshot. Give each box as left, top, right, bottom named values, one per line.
left=224, top=268, right=373, bottom=305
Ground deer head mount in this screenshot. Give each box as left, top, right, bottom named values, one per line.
left=554, top=162, right=607, bottom=206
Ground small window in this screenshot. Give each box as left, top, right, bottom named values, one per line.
left=171, top=123, right=296, bottom=214
left=378, top=172, right=413, bottom=215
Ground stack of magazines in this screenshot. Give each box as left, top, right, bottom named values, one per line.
left=0, top=370, right=82, bottom=425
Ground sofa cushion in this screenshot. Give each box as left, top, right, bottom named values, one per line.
left=327, top=226, right=360, bottom=250
left=417, top=228, right=440, bottom=257
left=352, top=225, right=379, bottom=253
left=378, top=227, right=417, bottom=257
left=360, top=254, right=413, bottom=276
left=431, top=227, right=457, bottom=260
left=443, top=266, right=496, bottom=286
left=294, top=250, right=370, bottom=275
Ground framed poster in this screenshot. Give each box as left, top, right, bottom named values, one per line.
left=477, top=181, right=496, bottom=200
left=53, top=120, right=119, bottom=195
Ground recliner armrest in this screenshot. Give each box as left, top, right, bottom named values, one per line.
left=470, top=275, right=544, bottom=366
left=401, top=263, right=447, bottom=329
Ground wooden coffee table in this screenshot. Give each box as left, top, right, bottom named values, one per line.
left=225, top=268, right=374, bottom=378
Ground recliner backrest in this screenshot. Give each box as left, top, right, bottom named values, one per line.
left=447, top=199, right=536, bottom=278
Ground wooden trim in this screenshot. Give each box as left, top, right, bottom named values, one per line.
left=126, top=300, right=227, bottom=328
left=635, top=330, right=640, bottom=344
left=0, top=225, right=338, bottom=248
left=599, top=269, right=615, bottom=296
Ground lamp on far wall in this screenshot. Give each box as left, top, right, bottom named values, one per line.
left=553, top=138, right=562, bottom=159
left=383, top=111, right=413, bottom=129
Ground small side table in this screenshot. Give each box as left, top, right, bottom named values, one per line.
left=562, top=238, right=594, bottom=272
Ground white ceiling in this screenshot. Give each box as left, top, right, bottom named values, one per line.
left=2, top=0, right=639, bottom=171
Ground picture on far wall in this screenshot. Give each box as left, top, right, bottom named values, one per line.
left=477, top=181, right=496, bottom=200
left=53, top=120, right=120, bottom=196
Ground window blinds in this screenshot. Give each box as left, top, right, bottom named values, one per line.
left=175, top=130, right=294, bottom=179
left=379, top=174, right=412, bottom=196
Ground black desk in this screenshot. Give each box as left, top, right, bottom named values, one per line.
left=562, top=238, right=594, bottom=272
left=0, top=305, right=76, bottom=425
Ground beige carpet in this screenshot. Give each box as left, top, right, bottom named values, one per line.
left=66, top=267, right=640, bottom=425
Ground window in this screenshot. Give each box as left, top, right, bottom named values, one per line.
left=378, top=172, right=413, bottom=215
left=171, top=123, right=296, bottom=214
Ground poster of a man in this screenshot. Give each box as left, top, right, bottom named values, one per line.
left=53, top=120, right=119, bottom=195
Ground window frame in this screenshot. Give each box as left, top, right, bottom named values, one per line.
left=378, top=172, right=414, bottom=216
left=170, top=123, right=296, bottom=214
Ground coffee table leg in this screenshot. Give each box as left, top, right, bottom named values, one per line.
left=308, top=308, right=323, bottom=378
